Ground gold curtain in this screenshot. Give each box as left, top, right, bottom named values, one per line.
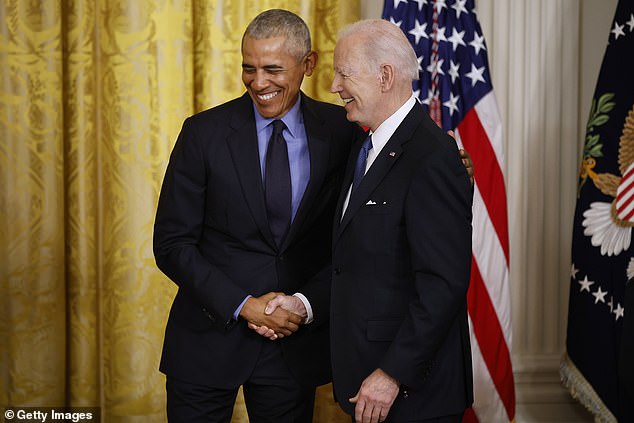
left=0, top=0, right=358, bottom=421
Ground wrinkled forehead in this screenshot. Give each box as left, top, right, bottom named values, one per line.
left=243, top=35, right=304, bottom=61
left=243, top=36, right=291, bottom=56
left=334, top=37, right=368, bottom=71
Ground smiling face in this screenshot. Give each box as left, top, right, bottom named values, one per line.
left=331, top=35, right=384, bottom=130
left=241, top=35, right=315, bottom=119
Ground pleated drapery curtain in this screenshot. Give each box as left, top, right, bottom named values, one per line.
left=0, top=1, right=358, bottom=421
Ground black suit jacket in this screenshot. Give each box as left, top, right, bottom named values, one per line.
left=330, top=102, right=474, bottom=420
left=154, top=92, right=359, bottom=388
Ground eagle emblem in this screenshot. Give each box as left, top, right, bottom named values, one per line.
left=581, top=102, right=634, bottom=256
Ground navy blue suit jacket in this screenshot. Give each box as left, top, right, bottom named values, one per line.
left=330, top=102, right=474, bottom=419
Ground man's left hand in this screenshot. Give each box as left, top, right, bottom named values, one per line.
left=459, top=148, right=474, bottom=185
left=447, top=129, right=474, bottom=185
left=349, top=368, right=400, bottom=423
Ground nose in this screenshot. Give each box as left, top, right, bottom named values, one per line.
left=252, top=70, right=269, bottom=90
left=330, top=74, right=342, bottom=93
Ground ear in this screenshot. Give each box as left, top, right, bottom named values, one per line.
left=379, top=63, right=395, bottom=92
left=304, top=51, right=318, bottom=76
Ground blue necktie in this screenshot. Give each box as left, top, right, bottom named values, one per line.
left=265, top=120, right=291, bottom=247
left=352, top=135, right=373, bottom=193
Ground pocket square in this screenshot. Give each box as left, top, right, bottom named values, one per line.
left=366, top=200, right=377, bottom=205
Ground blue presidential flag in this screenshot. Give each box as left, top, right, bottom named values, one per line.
left=561, top=1, right=634, bottom=421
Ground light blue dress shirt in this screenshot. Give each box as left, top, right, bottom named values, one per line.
left=233, top=96, right=311, bottom=320
left=254, top=97, right=310, bottom=221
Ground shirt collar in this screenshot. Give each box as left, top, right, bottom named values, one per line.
left=254, top=95, right=303, bottom=138
left=369, top=93, right=417, bottom=154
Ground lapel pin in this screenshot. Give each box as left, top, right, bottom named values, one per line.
left=389, top=151, right=396, bottom=157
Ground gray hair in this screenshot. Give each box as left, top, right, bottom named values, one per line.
left=338, top=19, right=419, bottom=81
left=243, top=9, right=311, bottom=61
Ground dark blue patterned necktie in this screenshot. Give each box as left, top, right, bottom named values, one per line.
left=265, top=119, right=291, bottom=247
left=352, top=135, right=373, bottom=193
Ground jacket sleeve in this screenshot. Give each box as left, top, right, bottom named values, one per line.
left=379, top=136, right=473, bottom=388
left=153, top=117, right=248, bottom=325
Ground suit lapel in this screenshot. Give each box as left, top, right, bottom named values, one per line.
left=336, top=143, right=403, bottom=238
left=333, top=132, right=365, bottom=235
left=226, top=93, right=277, bottom=249
left=335, top=103, right=424, bottom=242
left=280, top=94, right=330, bottom=250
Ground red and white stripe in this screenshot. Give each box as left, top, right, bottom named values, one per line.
left=429, top=5, right=442, bottom=125
left=616, top=162, right=634, bottom=223
left=455, top=91, right=516, bottom=423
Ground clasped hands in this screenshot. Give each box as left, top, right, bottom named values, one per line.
left=240, top=292, right=306, bottom=340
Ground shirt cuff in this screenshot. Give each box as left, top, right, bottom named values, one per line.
left=292, top=292, right=314, bottom=324
left=233, top=295, right=252, bottom=320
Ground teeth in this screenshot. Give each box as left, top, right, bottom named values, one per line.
left=343, top=98, right=354, bottom=104
left=258, top=92, right=278, bottom=101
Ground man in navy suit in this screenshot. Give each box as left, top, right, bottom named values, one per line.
left=153, top=9, right=361, bottom=422
left=327, top=20, right=473, bottom=423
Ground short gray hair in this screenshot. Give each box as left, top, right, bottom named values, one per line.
left=338, top=19, right=419, bottom=81
left=243, top=9, right=311, bottom=61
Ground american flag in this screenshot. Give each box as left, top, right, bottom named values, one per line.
left=382, top=1, right=515, bottom=422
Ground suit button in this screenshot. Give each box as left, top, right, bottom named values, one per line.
left=202, top=307, right=216, bottom=322
left=333, top=268, right=341, bottom=275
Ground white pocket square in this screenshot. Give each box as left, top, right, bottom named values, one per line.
left=366, top=200, right=377, bottom=205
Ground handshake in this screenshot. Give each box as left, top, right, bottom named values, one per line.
left=239, top=292, right=307, bottom=340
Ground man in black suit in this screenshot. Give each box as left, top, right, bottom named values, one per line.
left=328, top=19, right=473, bottom=423
left=153, top=9, right=361, bottom=422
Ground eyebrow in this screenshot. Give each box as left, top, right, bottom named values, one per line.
left=241, top=63, right=285, bottom=70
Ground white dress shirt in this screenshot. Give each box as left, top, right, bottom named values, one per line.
left=341, top=93, right=418, bottom=217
